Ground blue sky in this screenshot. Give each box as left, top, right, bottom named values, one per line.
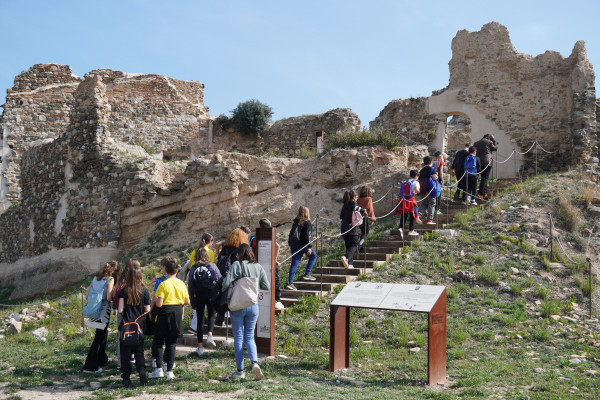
left=1, top=0, right=599, bottom=125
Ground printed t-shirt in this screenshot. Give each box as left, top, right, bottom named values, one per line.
left=155, top=277, right=189, bottom=305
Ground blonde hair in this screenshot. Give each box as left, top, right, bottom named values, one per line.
left=296, top=206, right=310, bottom=226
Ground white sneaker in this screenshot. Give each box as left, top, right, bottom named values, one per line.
left=206, top=335, right=216, bottom=348
left=229, top=370, right=245, bottom=379
left=148, top=368, right=164, bottom=379
left=341, top=256, right=349, bottom=269
left=408, top=231, right=419, bottom=236
left=196, top=347, right=204, bottom=356
left=274, top=301, right=285, bottom=310
left=252, top=363, right=264, bottom=381
left=83, top=367, right=102, bottom=374
left=471, top=200, right=477, bottom=205
left=162, top=362, right=175, bottom=372
left=165, top=370, right=175, bottom=380
left=348, top=264, right=354, bottom=269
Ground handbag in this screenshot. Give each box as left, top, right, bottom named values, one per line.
left=227, top=261, right=259, bottom=312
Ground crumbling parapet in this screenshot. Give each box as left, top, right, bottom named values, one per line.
left=264, top=108, right=361, bottom=155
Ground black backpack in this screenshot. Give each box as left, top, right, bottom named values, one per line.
left=191, top=263, right=216, bottom=291
left=216, top=246, right=236, bottom=276
left=288, top=222, right=301, bottom=246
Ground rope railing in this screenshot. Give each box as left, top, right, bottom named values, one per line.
left=0, top=285, right=84, bottom=308
left=493, top=150, right=516, bottom=164
left=535, top=141, right=557, bottom=154
left=515, top=141, right=537, bottom=155
left=372, top=185, right=395, bottom=204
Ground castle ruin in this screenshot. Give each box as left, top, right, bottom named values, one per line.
left=0, top=22, right=598, bottom=298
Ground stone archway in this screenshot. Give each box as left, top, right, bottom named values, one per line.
left=427, top=89, right=521, bottom=178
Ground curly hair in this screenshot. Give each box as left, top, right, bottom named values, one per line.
left=96, top=260, right=119, bottom=280
left=223, top=228, right=249, bottom=248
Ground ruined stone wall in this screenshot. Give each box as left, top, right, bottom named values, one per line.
left=446, top=22, right=596, bottom=171
left=1, top=64, right=82, bottom=202
left=369, top=98, right=446, bottom=146
left=0, top=64, right=211, bottom=207
left=371, top=22, right=598, bottom=175
left=92, top=69, right=211, bottom=159
left=263, top=108, right=361, bottom=155
left=0, top=75, right=160, bottom=263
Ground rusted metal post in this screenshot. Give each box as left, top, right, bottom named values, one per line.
left=549, top=213, right=554, bottom=261
left=81, top=287, right=85, bottom=330
left=588, top=258, right=592, bottom=320
left=535, top=140, right=538, bottom=177
left=316, top=216, right=322, bottom=299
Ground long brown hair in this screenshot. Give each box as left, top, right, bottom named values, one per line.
left=125, top=264, right=145, bottom=306
left=118, top=259, right=140, bottom=284
left=96, top=260, right=119, bottom=280
left=296, top=206, right=310, bottom=226
left=197, top=232, right=213, bottom=252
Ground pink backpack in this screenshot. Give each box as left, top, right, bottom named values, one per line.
left=352, top=209, right=363, bottom=227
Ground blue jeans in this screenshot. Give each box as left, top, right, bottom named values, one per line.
left=230, top=303, right=259, bottom=371
left=288, top=245, right=317, bottom=284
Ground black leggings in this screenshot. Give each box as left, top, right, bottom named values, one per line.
left=152, top=334, right=177, bottom=371
left=120, top=342, right=145, bottom=380
left=195, top=295, right=215, bottom=344
left=343, top=233, right=359, bottom=265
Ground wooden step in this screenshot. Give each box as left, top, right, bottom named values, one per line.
left=313, top=266, right=371, bottom=276
left=329, top=259, right=382, bottom=268
left=281, top=289, right=327, bottom=298
left=363, top=246, right=402, bottom=254
left=177, top=332, right=233, bottom=347
left=292, top=281, right=340, bottom=291
left=280, top=298, right=299, bottom=307
left=352, top=252, right=390, bottom=261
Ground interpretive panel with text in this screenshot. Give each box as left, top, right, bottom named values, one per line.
left=332, top=282, right=445, bottom=312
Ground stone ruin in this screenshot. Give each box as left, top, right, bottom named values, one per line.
left=0, top=22, right=597, bottom=298
left=371, top=22, right=598, bottom=178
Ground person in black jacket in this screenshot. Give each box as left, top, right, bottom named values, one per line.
left=286, top=206, right=316, bottom=290
left=188, top=248, right=221, bottom=357
left=339, top=190, right=366, bottom=269
left=451, top=143, right=470, bottom=201
left=473, top=134, right=498, bottom=197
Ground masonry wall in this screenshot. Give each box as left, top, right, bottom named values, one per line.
left=0, top=75, right=158, bottom=262
left=445, top=22, right=596, bottom=171
left=0, top=64, right=211, bottom=206
left=263, top=108, right=361, bottom=155
left=369, top=98, right=446, bottom=146
left=1, top=64, right=81, bottom=201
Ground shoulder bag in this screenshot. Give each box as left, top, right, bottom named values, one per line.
left=227, top=261, right=259, bottom=311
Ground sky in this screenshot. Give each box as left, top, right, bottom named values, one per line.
left=1, top=0, right=599, bottom=126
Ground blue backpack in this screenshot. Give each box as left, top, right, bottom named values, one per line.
left=83, top=277, right=112, bottom=319
left=399, top=179, right=414, bottom=200
left=429, top=178, right=442, bottom=198
left=464, top=155, right=477, bottom=174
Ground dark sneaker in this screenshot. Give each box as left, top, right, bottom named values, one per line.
left=302, top=274, right=316, bottom=281
left=122, top=378, right=131, bottom=388
left=140, top=373, right=148, bottom=386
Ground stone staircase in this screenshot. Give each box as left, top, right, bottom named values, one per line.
left=176, top=179, right=517, bottom=349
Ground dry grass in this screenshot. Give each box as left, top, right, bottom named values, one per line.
left=583, top=185, right=596, bottom=207
left=554, top=194, right=583, bottom=233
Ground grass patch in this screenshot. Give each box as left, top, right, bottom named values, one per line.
left=325, top=126, right=401, bottom=151
left=554, top=194, right=583, bottom=233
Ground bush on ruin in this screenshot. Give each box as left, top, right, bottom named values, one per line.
left=230, top=99, right=273, bottom=136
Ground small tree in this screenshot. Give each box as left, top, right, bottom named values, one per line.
left=230, top=99, right=273, bottom=136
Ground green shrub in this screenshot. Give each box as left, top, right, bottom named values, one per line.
left=535, top=285, right=550, bottom=300
left=230, top=99, right=273, bottom=136
left=325, top=126, right=401, bottom=151
left=540, top=299, right=560, bottom=318
left=476, top=266, right=499, bottom=286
